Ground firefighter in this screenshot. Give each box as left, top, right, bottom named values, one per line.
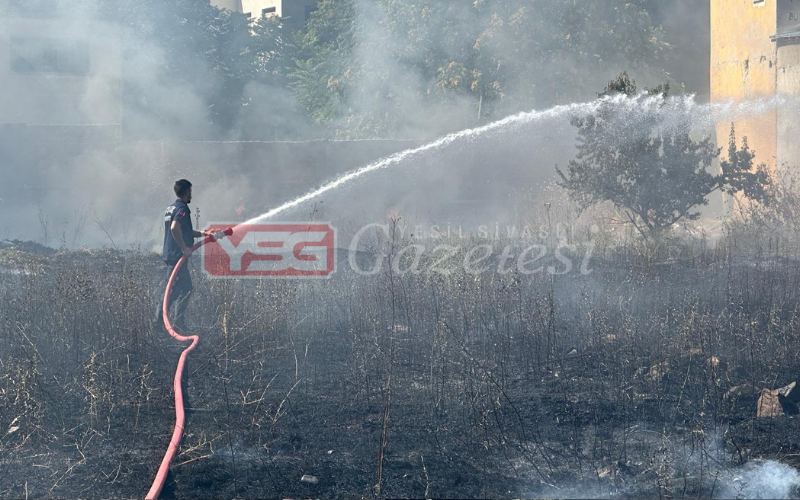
left=154, top=179, right=219, bottom=330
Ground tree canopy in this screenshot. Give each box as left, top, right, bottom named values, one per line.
left=3, top=0, right=708, bottom=140
left=292, top=0, right=671, bottom=138
left=557, top=74, right=771, bottom=238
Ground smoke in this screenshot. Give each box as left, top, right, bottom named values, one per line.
left=719, top=460, right=800, bottom=500
left=535, top=461, right=800, bottom=500
left=523, top=427, right=800, bottom=499
left=648, top=0, right=711, bottom=99
left=0, top=0, right=760, bottom=250
left=337, top=0, right=486, bottom=139
left=307, top=0, right=712, bottom=133
left=0, top=1, right=312, bottom=248
left=329, top=0, right=710, bottom=139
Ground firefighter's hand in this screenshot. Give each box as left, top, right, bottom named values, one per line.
left=203, top=230, right=226, bottom=241
left=182, top=247, right=193, bottom=258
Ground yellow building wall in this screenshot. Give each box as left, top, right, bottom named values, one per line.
left=710, top=0, right=778, bottom=173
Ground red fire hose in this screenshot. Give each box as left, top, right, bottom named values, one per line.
left=146, top=228, right=232, bottom=500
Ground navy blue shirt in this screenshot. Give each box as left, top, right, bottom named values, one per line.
left=162, top=200, right=194, bottom=265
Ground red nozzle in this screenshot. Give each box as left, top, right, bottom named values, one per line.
left=223, top=227, right=234, bottom=236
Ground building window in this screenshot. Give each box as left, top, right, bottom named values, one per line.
left=262, top=6, right=276, bottom=16
left=244, top=11, right=251, bottom=17
left=10, top=38, right=90, bottom=75
left=754, top=0, right=765, bottom=5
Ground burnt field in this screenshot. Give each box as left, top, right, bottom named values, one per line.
left=2, top=236, right=800, bottom=499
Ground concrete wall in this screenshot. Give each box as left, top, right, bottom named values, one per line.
left=710, top=0, right=778, bottom=173
left=777, top=40, right=800, bottom=169
left=241, top=0, right=280, bottom=18
left=0, top=17, right=122, bottom=126
left=777, top=0, right=800, bottom=34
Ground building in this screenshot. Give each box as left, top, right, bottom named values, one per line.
left=711, top=0, right=800, bottom=173
left=211, top=0, right=319, bottom=28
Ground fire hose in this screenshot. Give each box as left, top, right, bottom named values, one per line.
left=145, top=227, right=233, bottom=500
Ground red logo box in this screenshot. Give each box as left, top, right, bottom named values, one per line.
left=203, top=223, right=336, bottom=278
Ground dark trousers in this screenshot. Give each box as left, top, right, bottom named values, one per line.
left=154, top=262, right=193, bottom=330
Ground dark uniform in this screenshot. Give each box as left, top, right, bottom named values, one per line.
left=154, top=200, right=194, bottom=329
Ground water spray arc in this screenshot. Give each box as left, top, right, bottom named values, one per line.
left=242, top=100, right=604, bottom=224
left=242, top=93, right=791, bottom=225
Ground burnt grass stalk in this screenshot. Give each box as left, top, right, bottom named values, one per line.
left=2, top=220, right=800, bottom=499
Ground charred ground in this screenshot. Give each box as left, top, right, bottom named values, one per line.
left=1, top=235, right=800, bottom=499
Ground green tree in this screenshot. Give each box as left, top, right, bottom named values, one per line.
left=120, top=0, right=276, bottom=137
left=290, top=0, right=357, bottom=127
left=291, top=0, right=670, bottom=139
left=557, top=74, right=771, bottom=239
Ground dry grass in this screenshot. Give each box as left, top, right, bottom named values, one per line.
left=1, top=219, right=800, bottom=498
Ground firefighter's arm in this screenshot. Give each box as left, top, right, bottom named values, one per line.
left=170, top=221, right=193, bottom=258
